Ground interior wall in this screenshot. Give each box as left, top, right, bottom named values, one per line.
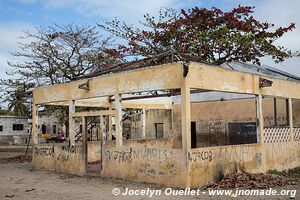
left=171, top=98, right=288, bottom=148
left=145, top=109, right=172, bottom=139
left=292, top=99, right=300, bottom=127
left=87, top=141, right=101, bottom=163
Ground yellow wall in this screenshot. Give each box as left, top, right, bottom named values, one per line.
left=32, top=143, right=85, bottom=176
left=188, top=142, right=300, bottom=188
left=172, top=98, right=290, bottom=147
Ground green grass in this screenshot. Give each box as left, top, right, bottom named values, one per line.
left=268, top=167, right=300, bottom=182
left=288, top=167, right=300, bottom=175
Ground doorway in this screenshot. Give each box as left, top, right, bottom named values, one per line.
left=191, top=122, right=197, bottom=148
left=84, top=116, right=102, bottom=176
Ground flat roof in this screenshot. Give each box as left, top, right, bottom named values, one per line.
left=76, top=51, right=300, bottom=83
left=0, top=115, right=28, bottom=119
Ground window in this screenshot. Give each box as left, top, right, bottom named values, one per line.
left=0, top=126, right=3, bottom=132
left=53, top=125, right=57, bottom=134
left=155, top=123, right=164, bottom=138
left=13, top=124, right=24, bottom=131
left=41, top=124, right=47, bottom=134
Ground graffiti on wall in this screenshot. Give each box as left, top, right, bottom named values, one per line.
left=105, top=148, right=173, bottom=163
left=34, top=144, right=80, bottom=161
left=34, top=146, right=55, bottom=157
left=188, top=151, right=213, bottom=164
left=188, top=145, right=262, bottom=167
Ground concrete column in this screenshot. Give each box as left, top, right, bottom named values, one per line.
left=256, top=94, right=264, bottom=143
left=181, top=79, right=191, bottom=151
left=100, top=115, right=106, bottom=141
left=108, top=102, right=113, bottom=141
left=82, top=116, right=87, bottom=173
left=288, top=98, right=294, bottom=141
left=69, top=100, right=76, bottom=145
left=32, top=104, right=38, bottom=145
left=115, top=94, right=122, bottom=146
left=142, top=108, right=146, bottom=139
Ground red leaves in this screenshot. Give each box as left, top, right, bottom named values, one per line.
left=101, top=6, right=295, bottom=65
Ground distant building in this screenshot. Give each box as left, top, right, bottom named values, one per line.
left=0, top=115, right=29, bottom=145
left=38, top=111, right=66, bottom=136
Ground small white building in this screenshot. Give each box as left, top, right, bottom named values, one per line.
left=38, top=111, right=66, bottom=135
left=0, top=115, right=29, bottom=144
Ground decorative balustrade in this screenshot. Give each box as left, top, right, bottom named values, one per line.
left=293, top=127, right=300, bottom=141
left=263, top=127, right=291, bottom=143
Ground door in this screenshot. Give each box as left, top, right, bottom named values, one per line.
left=191, top=122, right=197, bottom=148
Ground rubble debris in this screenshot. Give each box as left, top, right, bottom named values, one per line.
left=0, top=155, right=32, bottom=163
left=202, top=172, right=296, bottom=189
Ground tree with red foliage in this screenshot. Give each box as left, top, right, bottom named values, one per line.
left=99, top=6, right=295, bottom=65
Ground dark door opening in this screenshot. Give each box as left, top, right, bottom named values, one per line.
left=191, top=122, right=197, bottom=148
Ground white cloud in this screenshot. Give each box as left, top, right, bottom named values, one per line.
left=249, top=0, right=300, bottom=75
left=0, top=22, right=33, bottom=79
left=2, top=0, right=300, bottom=77
left=43, top=0, right=176, bottom=22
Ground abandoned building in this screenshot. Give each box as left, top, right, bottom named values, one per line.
left=31, top=53, right=300, bottom=188
left=0, top=115, right=29, bottom=145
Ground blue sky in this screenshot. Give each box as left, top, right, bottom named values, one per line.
left=0, top=0, right=300, bottom=79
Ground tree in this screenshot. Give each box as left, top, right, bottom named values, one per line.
left=1, top=23, right=123, bottom=119
left=1, top=80, right=33, bottom=116
left=99, top=6, right=295, bottom=65
left=7, top=24, right=122, bottom=86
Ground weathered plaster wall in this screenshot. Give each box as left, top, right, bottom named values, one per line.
left=293, top=100, right=300, bottom=127
left=101, top=142, right=187, bottom=188
left=32, top=143, right=85, bottom=176
left=87, top=141, right=101, bottom=163
left=31, top=140, right=300, bottom=188
left=145, top=109, right=172, bottom=139
left=123, top=109, right=172, bottom=139
left=122, top=138, right=180, bottom=149
left=33, top=63, right=184, bottom=104
left=172, top=98, right=288, bottom=147
left=264, top=142, right=300, bottom=171
left=188, top=144, right=263, bottom=187
left=188, top=141, right=300, bottom=188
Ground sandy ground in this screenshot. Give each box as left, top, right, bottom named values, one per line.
left=0, top=151, right=299, bottom=200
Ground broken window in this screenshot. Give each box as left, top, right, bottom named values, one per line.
left=13, top=124, right=24, bottom=131
left=53, top=124, right=57, bottom=134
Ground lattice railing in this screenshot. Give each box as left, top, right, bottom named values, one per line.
left=263, top=127, right=291, bottom=143
left=293, top=127, right=300, bottom=141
